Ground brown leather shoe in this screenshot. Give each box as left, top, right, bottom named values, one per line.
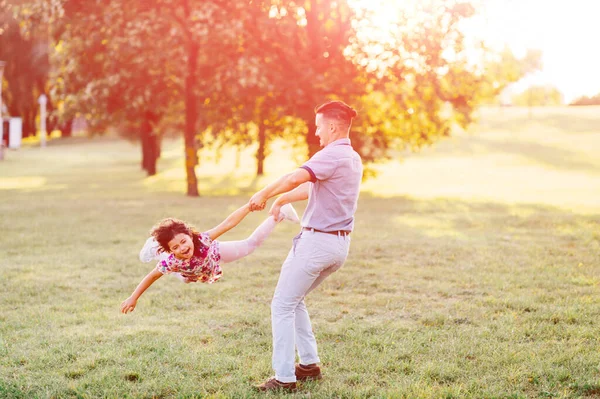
left=255, top=377, right=298, bottom=392
left=295, top=363, right=322, bottom=381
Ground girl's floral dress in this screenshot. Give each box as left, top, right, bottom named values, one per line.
left=155, top=232, right=222, bottom=283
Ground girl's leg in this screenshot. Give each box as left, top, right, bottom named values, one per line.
left=139, top=237, right=161, bottom=263
left=219, top=216, right=279, bottom=264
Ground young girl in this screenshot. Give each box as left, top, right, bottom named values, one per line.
left=120, top=203, right=299, bottom=314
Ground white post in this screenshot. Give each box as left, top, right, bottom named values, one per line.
left=9, top=118, right=23, bottom=149
left=0, top=61, right=5, bottom=160
left=38, top=94, right=48, bottom=147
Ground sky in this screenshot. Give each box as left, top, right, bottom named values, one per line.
left=468, top=0, right=600, bottom=103
left=350, top=0, right=600, bottom=103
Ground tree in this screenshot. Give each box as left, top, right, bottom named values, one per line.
left=570, top=93, right=600, bottom=106
left=198, top=0, right=365, bottom=176
left=45, top=1, right=179, bottom=176
left=240, top=1, right=541, bottom=174
left=48, top=0, right=249, bottom=188
left=482, top=47, right=543, bottom=104
left=341, top=1, right=482, bottom=165
left=337, top=1, right=549, bottom=170
left=512, top=86, right=563, bottom=107
left=13, top=0, right=547, bottom=191
left=0, top=1, right=52, bottom=137
left=245, top=0, right=366, bottom=158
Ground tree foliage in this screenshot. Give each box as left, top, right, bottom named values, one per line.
left=486, top=47, right=542, bottom=92
left=266, top=0, right=366, bottom=157
left=50, top=0, right=250, bottom=185
left=512, top=86, right=563, bottom=107
left=206, top=0, right=366, bottom=174
left=52, top=1, right=183, bottom=176
left=569, top=93, right=600, bottom=106
left=348, top=1, right=484, bottom=164
left=0, top=0, right=53, bottom=136
left=3, top=0, right=548, bottom=193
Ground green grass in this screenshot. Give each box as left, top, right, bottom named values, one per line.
left=1, top=106, right=600, bottom=398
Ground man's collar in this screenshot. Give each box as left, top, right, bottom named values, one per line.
left=328, top=138, right=351, bottom=147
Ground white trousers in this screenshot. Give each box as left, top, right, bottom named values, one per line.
left=272, top=229, right=350, bottom=383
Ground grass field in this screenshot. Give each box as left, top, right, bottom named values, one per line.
left=1, top=106, right=599, bottom=398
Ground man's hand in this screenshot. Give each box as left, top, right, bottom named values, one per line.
left=249, top=191, right=267, bottom=211
left=120, top=297, right=137, bottom=314
left=269, top=201, right=282, bottom=221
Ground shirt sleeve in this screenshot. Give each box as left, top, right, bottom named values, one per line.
left=199, top=232, right=213, bottom=247
left=301, top=148, right=338, bottom=182
left=156, top=258, right=171, bottom=275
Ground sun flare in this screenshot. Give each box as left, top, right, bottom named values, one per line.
left=348, top=0, right=600, bottom=102
left=348, top=0, right=407, bottom=27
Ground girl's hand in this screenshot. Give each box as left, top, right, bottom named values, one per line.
left=120, top=297, right=137, bottom=314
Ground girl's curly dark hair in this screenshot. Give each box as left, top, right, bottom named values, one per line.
left=150, top=218, right=205, bottom=256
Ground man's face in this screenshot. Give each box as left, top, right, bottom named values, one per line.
left=315, top=113, right=332, bottom=147
left=168, top=233, right=194, bottom=260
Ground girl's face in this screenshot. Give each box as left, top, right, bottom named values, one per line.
left=168, top=233, right=194, bottom=260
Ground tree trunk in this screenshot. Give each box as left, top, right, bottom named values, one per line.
left=304, top=0, right=321, bottom=159
left=304, top=115, right=319, bottom=158
left=184, top=41, right=199, bottom=196
left=256, top=118, right=266, bottom=176
left=146, top=136, right=158, bottom=176
left=235, top=147, right=242, bottom=169
left=24, top=108, right=35, bottom=138
left=141, top=121, right=150, bottom=171
left=140, top=114, right=158, bottom=176
left=61, top=119, right=73, bottom=138
left=156, top=136, right=161, bottom=159
left=528, top=90, right=533, bottom=120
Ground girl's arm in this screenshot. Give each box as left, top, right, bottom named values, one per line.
left=205, top=203, right=251, bottom=241
left=121, top=269, right=163, bottom=314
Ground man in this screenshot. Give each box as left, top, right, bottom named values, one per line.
left=248, top=100, right=363, bottom=392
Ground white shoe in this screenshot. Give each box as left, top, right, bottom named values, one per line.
left=279, top=203, right=300, bottom=224
left=139, top=236, right=160, bottom=263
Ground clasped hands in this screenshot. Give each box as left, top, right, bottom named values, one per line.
left=248, top=191, right=267, bottom=212
left=248, top=191, right=282, bottom=220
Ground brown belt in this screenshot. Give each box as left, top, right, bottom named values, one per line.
left=302, top=227, right=351, bottom=236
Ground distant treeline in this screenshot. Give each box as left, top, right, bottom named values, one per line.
left=569, top=94, right=600, bottom=106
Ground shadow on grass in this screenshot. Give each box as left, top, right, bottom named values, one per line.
left=463, top=136, right=600, bottom=174
left=407, top=128, right=600, bottom=175
left=355, top=192, right=600, bottom=246
left=476, top=111, right=600, bottom=134
left=0, top=163, right=269, bottom=199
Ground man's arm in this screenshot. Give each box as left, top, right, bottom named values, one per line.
left=268, top=182, right=310, bottom=220
left=249, top=168, right=312, bottom=210
left=274, top=182, right=310, bottom=206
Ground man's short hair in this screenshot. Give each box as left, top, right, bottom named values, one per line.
left=314, top=100, right=358, bottom=125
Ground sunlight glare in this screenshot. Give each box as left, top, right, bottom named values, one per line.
left=0, top=177, right=47, bottom=190
left=348, top=0, right=406, bottom=27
